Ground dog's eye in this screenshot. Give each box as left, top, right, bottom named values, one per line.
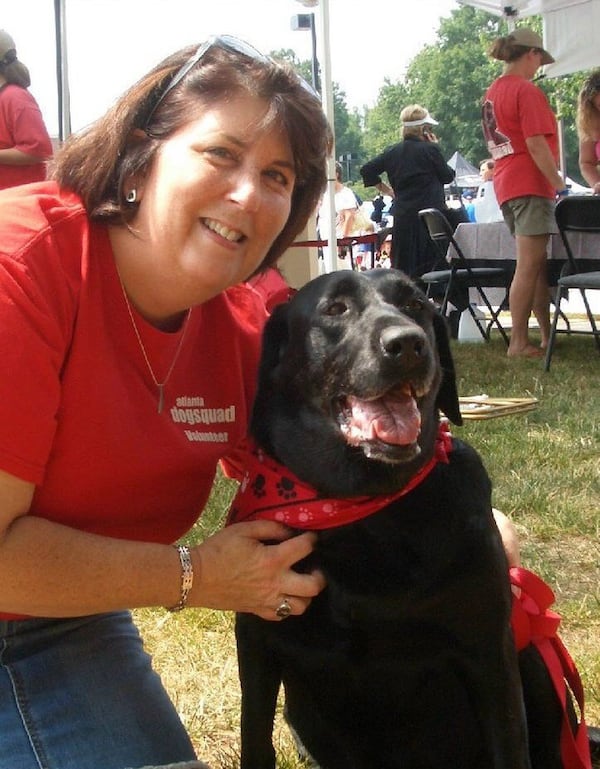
left=324, top=300, right=349, bottom=316
left=402, top=298, right=425, bottom=313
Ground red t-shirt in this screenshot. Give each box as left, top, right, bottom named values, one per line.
left=246, top=267, right=296, bottom=313
left=0, top=84, right=53, bottom=189
left=482, top=75, right=559, bottom=204
left=0, top=184, right=266, bottom=606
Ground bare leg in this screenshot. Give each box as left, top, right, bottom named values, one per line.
left=507, top=234, right=549, bottom=357
left=532, top=271, right=551, bottom=349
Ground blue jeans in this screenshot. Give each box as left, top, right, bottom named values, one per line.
left=0, top=612, right=197, bottom=769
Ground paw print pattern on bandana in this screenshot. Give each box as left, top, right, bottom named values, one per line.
left=276, top=476, right=297, bottom=500
left=250, top=474, right=267, bottom=499
left=228, top=425, right=451, bottom=529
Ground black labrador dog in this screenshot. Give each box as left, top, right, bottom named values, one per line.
left=231, top=269, right=565, bottom=769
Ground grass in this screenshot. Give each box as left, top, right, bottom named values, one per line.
left=134, top=331, right=600, bottom=769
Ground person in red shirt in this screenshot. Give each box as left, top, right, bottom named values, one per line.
left=0, top=36, right=330, bottom=769
left=482, top=28, right=566, bottom=358
left=577, top=69, right=600, bottom=194
left=0, top=30, right=53, bottom=190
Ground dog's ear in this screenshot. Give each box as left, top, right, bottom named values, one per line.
left=257, top=302, right=290, bottom=379
left=433, top=312, right=463, bottom=426
left=250, top=302, right=291, bottom=446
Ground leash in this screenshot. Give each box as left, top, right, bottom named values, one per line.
left=227, top=422, right=452, bottom=529
left=510, top=567, right=592, bottom=769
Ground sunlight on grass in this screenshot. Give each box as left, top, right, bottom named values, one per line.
left=134, top=335, right=600, bottom=767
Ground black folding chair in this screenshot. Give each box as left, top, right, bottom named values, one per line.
left=544, top=196, right=600, bottom=371
left=418, top=208, right=510, bottom=345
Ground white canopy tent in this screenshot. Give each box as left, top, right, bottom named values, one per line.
left=457, top=0, right=598, bottom=78
left=542, top=1, right=600, bottom=78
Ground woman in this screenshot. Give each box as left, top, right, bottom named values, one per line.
left=0, top=29, right=53, bottom=189
left=577, top=69, right=600, bottom=194
left=0, top=36, right=330, bottom=769
left=360, top=104, right=455, bottom=277
left=482, top=27, right=566, bottom=358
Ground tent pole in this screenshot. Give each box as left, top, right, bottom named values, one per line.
left=54, top=0, right=71, bottom=141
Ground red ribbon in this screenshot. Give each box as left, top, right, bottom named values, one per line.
left=227, top=422, right=452, bottom=529
left=510, top=567, right=592, bottom=769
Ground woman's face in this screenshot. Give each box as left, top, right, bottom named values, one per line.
left=127, top=93, right=295, bottom=316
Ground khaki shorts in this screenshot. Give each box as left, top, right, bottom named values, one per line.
left=501, top=196, right=558, bottom=237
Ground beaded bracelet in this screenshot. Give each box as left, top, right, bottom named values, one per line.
left=166, top=545, right=194, bottom=612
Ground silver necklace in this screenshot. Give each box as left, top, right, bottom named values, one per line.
left=119, top=277, right=192, bottom=414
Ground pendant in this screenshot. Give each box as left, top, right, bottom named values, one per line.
left=157, top=384, right=164, bottom=414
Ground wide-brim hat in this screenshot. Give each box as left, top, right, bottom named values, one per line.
left=510, top=27, right=555, bottom=65
left=0, top=30, right=16, bottom=61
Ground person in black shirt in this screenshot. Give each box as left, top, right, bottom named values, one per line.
left=360, top=104, right=455, bottom=276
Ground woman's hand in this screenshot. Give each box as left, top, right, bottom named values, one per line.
left=189, top=520, right=326, bottom=620
left=423, top=129, right=439, bottom=144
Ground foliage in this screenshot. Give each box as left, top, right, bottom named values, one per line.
left=406, top=8, right=503, bottom=165
left=271, top=8, right=595, bottom=189
left=271, top=48, right=364, bottom=185
left=379, top=6, right=594, bottom=184
left=362, top=79, right=409, bottom=158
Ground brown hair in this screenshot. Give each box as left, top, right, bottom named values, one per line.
left=0, top=51, right=31, bottom=88
left=576, top=69, right=600, bottom=141
left=488, top=36, right=531, bottom=63
left=51, top=42, right=332, bottom=268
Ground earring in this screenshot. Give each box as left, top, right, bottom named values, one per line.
left=126, top=189, right=137, bottom=203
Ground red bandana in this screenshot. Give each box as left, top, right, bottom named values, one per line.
left=510, top=567, right=592, bottom=769
left=227, top=421, right=452, bottom=529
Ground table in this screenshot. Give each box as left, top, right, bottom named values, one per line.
left=449, top=221, right=600, bottom=286
left=448, top=222, right=600, bottom=310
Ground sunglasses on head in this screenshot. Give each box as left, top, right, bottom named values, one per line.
left=0, top=50, right=17, bottom=67
left=143, top=34, right=320, bottom=129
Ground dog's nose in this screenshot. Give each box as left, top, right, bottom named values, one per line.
left=380, top=326, right=426, bottom=362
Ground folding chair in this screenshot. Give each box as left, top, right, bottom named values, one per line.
left=418, top=208, right=510, bottom=345
left=544, top=196, right=600, bottom=371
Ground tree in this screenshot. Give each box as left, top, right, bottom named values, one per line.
left=400, top=7, right=505, bottom=166
left=270, top=48, right=364, bottom=184
left=331, top=84, right=364, bottom=182
left=362, top=80, right=409, bottom=158
left=362, top=6, right=591, bottom=184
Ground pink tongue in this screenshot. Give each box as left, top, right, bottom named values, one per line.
left=344, top=392, right=421, bottom=446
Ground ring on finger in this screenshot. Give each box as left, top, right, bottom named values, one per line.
left=275, top=597, right=292, bottom=619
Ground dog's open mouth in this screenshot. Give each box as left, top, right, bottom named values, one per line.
left=337, top=383, right=422, bottom=458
